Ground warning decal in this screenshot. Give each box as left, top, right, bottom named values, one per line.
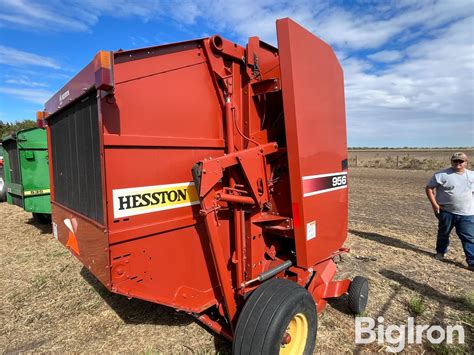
left=112, top=182, right=200, bottom=218
left=306, top=220, right=316, bottom=240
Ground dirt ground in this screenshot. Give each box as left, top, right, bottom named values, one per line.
left=0, top=168, right=472, bottom=353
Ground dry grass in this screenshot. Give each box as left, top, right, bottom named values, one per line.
left=349, top=148, right=474, bottom=170
left=0, top=167, right=473, bottom=353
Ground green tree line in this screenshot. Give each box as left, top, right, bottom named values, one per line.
left=0, top=120, right=36, bottom=139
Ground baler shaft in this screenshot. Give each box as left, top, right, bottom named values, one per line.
left=216, top=192, right=254, bottom=205
left=242, top=260, right=293, bottom=287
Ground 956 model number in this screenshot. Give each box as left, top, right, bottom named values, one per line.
left=332, top=175, right=347, bottom=187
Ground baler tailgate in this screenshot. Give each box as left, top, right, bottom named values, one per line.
left=277, top=18, right=348, bottom=267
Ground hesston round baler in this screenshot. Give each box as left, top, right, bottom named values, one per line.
left=40, top=18, right=368, bottom=353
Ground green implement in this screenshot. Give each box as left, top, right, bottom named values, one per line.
left=2, top=127, right=51, bottom=223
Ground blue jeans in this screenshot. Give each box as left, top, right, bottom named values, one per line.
left=437, top=210, right=474, bottom=267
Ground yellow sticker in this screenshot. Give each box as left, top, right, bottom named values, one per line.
left=112, top=182, right=199, bottom=218
left=24, top=189, right=50, bottom=196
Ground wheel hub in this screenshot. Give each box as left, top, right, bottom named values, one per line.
left=281, top=332, right=292, bottom=345
left=280, top=313, right=308, bottom=354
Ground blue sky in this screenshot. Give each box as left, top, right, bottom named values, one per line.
left=0, top=0, right=473, bottom=147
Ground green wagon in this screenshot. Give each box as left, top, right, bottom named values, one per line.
left=2, top=127, right=51, bottom=223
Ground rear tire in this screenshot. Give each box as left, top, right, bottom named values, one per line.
left=348, top=276, right=369, bottom=314
left=33, top=213, right=51, bottom=225
left=233, top=278, right=317, bottom=354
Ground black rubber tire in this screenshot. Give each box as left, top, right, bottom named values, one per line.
left=348, top=276, right=369, bottom=314
left=233, top=278, right=317, bottom=354
left=33, top=213, right=52, bottom=225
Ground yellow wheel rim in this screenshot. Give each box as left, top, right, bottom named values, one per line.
left=279, top=313, right=308, bottom=355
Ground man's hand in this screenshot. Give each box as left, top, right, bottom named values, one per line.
left=425, top=186, right=440, bottom=217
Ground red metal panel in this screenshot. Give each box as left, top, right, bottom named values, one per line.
left=110, top=223, right=221, bottom=313
left=104, top=147, right=225, bottom=244
left=107, top=57, right=223, bottom=141
left=113, top=41, right=204, bottom=83
left=277, top=18, right=348, bottom=268
left=46, top=122, right=55, bottom=200
left=45, top=61, right=96, bottom=115
left=103, top=135, right=225, bottom=148
left=51, top=203, right=110, bottom=287
left=97, top=43, right=234, bottom=311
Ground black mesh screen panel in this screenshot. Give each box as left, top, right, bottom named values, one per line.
left=49, top=91, right=104, bottom=224
left=4, top=139, right=21, bottom=184
left=3, top=139, right=23, bottom=207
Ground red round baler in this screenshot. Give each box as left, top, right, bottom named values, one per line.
left=42, top=18, right=368, bottom=353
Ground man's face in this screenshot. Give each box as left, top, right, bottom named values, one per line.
left=451, top=159, right=467, bottom=172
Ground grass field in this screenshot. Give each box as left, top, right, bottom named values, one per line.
left=349, top=148, right=474, bottom=170
left=0, top=168, right=472, bottom=353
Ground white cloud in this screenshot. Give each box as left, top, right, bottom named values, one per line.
left=0, top=0, right=94, bottom=31
left=345, top=17, right=473, bottom=115
left=368, top=50, right=402, bottom=62
left=0, top=46, right=60, bottom=69
left=179, top=0, right=323, bottom=45
left=79, top=0, right=163, bottom=20
left=0, top=0, right=181, bottom=32
left=0, top=87, right=53, bottom=104
left=0, top=0, right=319, bottom=40
left=169, top=1, right=201, bottom=25
left=313, top=0, right=474, bottom=50
left=5, top=78, right=48, bottom=87
left=1, top=0, right=473, bottom=49
left=0, top=0, right=472, bottom=146
left=343, top=16, right=474, bottom=146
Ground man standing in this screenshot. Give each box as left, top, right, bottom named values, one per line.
left=425, top=152, right=474, bottom=271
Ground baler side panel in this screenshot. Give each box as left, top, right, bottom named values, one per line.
left=107, top=43, right=222, bottom=142
left=104, top=148, right=224, bottom=242
left=277, top=18, right=348, bottom=268
left=105, top=45, right=225, bottom=236
left=101, top=43, right=229, bottom=310
left=47, top=89, right=110, bottom=288
left=109, top=222, right=221, bottom=312
left=51, top=203, right=110, bottom=287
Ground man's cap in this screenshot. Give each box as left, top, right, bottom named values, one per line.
left=451, top=152, right=468, bottom=162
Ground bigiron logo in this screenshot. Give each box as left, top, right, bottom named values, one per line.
left=112, top=182, right=200, bottom=218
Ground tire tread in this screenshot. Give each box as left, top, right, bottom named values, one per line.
left=348, top=276, right=369, bottom=314
left=233, top=278, right=316, bottom=355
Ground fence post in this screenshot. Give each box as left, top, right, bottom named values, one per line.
left=355, top=155, right=358, bottom=167
left=396, top=155, right=399, bottom=169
